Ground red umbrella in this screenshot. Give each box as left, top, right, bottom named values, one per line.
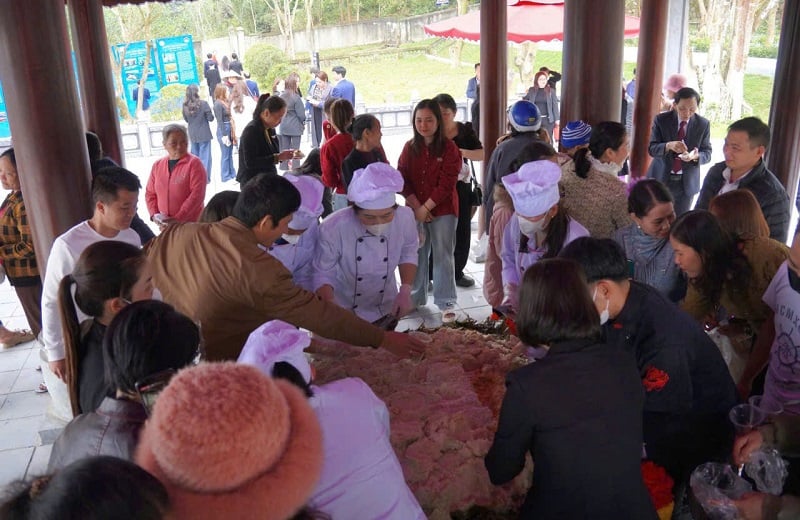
left=424, top=0, right=640, bottom=43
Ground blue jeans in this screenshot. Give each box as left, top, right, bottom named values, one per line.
left=191, top=141, right=212, bottom=183
left=216, top=123, right=236, bottom=182
left=412, top=214, right=457, bottom=308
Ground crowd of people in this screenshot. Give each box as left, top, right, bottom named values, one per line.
left=0, top=56, right=797, bottom=520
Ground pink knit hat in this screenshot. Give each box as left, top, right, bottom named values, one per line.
left=135, top=362, right=322, bottom=520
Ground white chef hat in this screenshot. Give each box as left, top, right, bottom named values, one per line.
left=501, top=160, right=562, bottom=218
left=237, top=320, right=312, bottom=384
left=286, top=175, right=324, bottom=231
left=347, top=162, right=404, bottom=210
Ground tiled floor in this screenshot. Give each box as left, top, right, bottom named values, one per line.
left=0, top=283, right=63, bottom=493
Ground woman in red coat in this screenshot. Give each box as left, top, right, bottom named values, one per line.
left=320, top=99, right=355, bottom=211
left=397, top=99, right=462, bottom=310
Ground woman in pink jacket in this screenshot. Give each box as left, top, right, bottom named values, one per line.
left=145, top=124, right=207, bottom=229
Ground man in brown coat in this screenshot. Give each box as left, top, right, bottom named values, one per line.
left=147, top=174, right=425, bottom=361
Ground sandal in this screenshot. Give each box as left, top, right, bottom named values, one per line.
left=0, top=329, right=35, bottom=349
left=35, top=382, right=48, bottom=394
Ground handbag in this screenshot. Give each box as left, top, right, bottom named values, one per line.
left=468, top=161, right=483, bottom=207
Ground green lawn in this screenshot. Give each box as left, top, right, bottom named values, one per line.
left=325, top=39, right=774, bottom=138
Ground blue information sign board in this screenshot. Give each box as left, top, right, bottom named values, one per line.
left=156, top=35, right=199, bottom=87
left=0, top=82, right=9, bottom=139
left=112, top=34, right=198, bottom=120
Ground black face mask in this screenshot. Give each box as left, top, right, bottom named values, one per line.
left=789, top=267, right=800, bottom=293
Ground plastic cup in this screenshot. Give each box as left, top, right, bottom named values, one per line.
left=729, top=403, right=767, bottom=434
left=748, top=395, right=783, bottom=418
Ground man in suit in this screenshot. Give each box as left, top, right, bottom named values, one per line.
left=203, top=53, right=221, bottom=98
left=330, top=65, right=356, bottom=107
left=694, top=116, right=790, bottom=242
left=466, top=63, right=480, bottom=124
left=647, top=87, right=712, bottom=215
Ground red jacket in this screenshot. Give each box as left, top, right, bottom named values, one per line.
left=397, top=139, right=461, bottom=217
left=145, top=154, right=207, bottom=222
left=320, top=133, right=354, bottom=194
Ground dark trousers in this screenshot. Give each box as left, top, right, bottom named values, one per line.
left=15, top=282, right=42, bottom=336
left=310, top=107, right=324, bottom=148
left=541, top=118, right=555, bottom=141
left=455, top=180, right=473, bottom=279
left=667, top=174, right=694, bottom=216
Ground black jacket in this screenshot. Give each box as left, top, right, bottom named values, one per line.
left=695, top=159, right=790, bottom=242
left=485, top=338, right=656, bottom=519
left=605, top=282, right=737, bottom=481
left=237, top=118, right=280, bottom=184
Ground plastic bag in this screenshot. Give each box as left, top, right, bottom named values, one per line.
left=706, top=328, right=748, bottom=383
left=745, top=448, right=789, bottom=495
left=470, top=235, right=488, bottom=263
left=690, top=463, right=752, bottom=519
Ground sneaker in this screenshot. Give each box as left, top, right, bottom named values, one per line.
left=35, top=382, right=48, bottom=394
left=473, top=252, right=487, bottom=263
left=456, top=275, right=476, bottom=288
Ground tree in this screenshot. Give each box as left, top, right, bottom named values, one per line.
left=264, top=0, right=302, bottom=58
left=693, top=0, right=771, bottom=121
left=448, top=0, right=470, bottom=67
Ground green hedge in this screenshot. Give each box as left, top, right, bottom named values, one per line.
left=244, top=43, right=291, bottom=90
left=151, top=84, right=187, bottom=122
left=690, top=37, right=777, bottom=58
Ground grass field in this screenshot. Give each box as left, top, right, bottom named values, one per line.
left=331, top=39, right=773, bottom=138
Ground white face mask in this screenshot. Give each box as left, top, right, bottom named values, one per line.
left=151, top=288, right=163, bottom=302
left=592, top=286, right=610, bottom=325
left=518, top=215, right=546, bottom=239
left=281, top=234, right=301, bottom=245
left=366, top=223, right=391, bottom=236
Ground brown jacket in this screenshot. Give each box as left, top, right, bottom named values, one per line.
left=0, top=191, right=40, bottom=285
left=48, top=397, right=147, bottom=471
left=146, top=217, right=385, bottom=361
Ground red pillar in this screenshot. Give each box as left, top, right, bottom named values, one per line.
left=0, top=0, right=93, bottom=265
left=629, top=0, right=669, bottom=178
left=478, top=0, right=507, bottom=236
left=479, top=1, right=507, bottom=169
left=766, top=0, right=800, bottom=210
left=69, top=0, right=125, bottom=166
left=561, top=0, right=625, bottom=126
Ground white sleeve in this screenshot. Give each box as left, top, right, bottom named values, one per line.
left=500, top=217, right=519, bottom=287
left=312, top=221, right=342, bottom=291
left=40, top=239, right=75, bottom=362
left=398, top=209, right=419, bottom=266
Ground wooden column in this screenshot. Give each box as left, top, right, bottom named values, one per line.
left=69, top=0, right=124, bottom=166
left=766, top=0, right=800, bottom=212
left=561, top=0, right=625, bottom=126
left=629, top=0, right=669, bottom=178
left=479, top=1, right=507, bottom=174
left=0, top=0, right=93, bottom=266
left=478, top=0, right=507, bottom=236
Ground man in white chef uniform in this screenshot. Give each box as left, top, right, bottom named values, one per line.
left=265, top=174, right=324, bottom=291
left=314, top=162, right=418, bottom=322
